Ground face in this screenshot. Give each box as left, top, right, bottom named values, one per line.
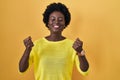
left=48, top=11, right=65, bottom=33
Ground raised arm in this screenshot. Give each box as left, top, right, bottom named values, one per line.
left=72, top=38, right=89, bottom=72
left=19, top=36, right=34, bottom=72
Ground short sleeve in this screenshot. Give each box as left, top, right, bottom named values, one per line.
left=28, top=47, right=34, bottom=66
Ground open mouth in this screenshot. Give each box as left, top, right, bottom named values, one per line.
left=51, top=25, right=64, bottom=32
left=53, top=25, right=59, bottom=28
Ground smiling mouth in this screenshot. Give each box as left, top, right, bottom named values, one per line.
left=54, top=25, right=59, bottom=28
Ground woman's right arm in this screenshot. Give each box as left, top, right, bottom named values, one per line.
left=19, top=36, right=34, bottom=72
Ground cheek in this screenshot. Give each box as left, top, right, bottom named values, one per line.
left=49, top=20, right=53, bottom=24
left=61, top=20, right=65, bottom=26
left=47, top=21, right=52, bottom=27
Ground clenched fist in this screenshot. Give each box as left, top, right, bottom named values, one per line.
left=72, top=38, right=83, bottom=54
left=23, top=36, right=34, bottom=49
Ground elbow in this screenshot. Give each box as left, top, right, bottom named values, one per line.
left=19, top=62, right=28, bottom=72
left=80, top=63, right=89, bottom=72
left=19, top=67, right=26, bottom=72
left=82, top=66, right=89, bottom=72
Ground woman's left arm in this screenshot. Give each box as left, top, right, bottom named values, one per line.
left=72, top=38, right=89, bottom=72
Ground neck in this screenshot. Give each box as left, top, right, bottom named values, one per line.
left=46, top=32, right=65, bottom=41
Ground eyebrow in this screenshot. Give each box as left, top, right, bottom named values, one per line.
left=50, top=16, right=64, bottom=19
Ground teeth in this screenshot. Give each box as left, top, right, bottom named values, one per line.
left=54, top=25, right=59, bottom=28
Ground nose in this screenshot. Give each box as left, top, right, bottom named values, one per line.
left=55, top=19, right=59, bottom=24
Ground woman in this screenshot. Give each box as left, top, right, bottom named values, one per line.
left=19, top=2, right=89, bottom=80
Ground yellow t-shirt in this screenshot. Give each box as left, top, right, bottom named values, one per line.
left=29, top=38, right=89, bottom=80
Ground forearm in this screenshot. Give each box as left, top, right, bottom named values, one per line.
left=19, top=48, right=32, bottom=72
left=78, top=51, right=89, bottom=72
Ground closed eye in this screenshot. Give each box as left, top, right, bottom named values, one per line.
left=58, top=17, right=63, bottom=22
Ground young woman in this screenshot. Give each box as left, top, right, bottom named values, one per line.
left=19, top=2, right=89, bottom=80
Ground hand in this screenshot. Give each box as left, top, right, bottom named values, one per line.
left=72, top=38, right=83, bottom=53
left=23, top=36, right=34, bottom=49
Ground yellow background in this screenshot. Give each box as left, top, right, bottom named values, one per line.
left=0, top=0, right=120, bottom=80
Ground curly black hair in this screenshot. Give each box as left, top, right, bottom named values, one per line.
left=43, top=2, right=71, bottom=28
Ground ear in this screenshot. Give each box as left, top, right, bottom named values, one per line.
left=47, top=22, right=50, bottom=27
left=47, top=24, right=50, bottom=27
left=47, top=24, right=50, bottom=30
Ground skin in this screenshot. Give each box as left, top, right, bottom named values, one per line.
left=45, top=11, right=66, bottom=41
left=19, top=36, right=34, bottom=72
left=73, top=38, right=89, bottom=71
left=19, top=11, right=89, bottom=72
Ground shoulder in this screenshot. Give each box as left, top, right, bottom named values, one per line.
left=63, top=38, right=74, bottom=47
left=33, top=38, right=45, bottom=46
left=65, top=38, right=74, bottom=44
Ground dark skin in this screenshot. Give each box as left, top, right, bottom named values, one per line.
left=45, top=11, right=66, bottom=41
left=19, top=11, right=89, bottom=72
left=19, top=36, right=34, bottom=72
left=72, top=38, right=89, bottom=71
